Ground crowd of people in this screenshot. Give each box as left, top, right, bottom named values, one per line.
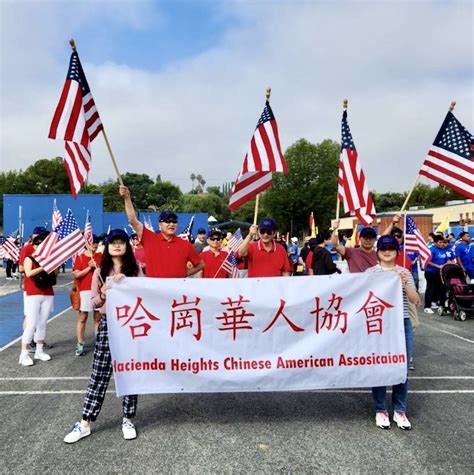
left=3, top=187, right=473, bottom=442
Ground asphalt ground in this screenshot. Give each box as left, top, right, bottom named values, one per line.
left=0, top=270, right=473, bottom=474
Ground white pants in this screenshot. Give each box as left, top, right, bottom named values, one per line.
left=22, top=295, right=54, bottom=344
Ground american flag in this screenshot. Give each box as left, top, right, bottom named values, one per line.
left=222, top=251, right=240, bottom=278
left=143, top=217, right=154, bottom=232
left=178, top=215, right=194, bottom=241
left=84, top=212, right=93, bottom=246
left=49, top=50, right=103, bottom=197
left=52, top=199, right=63, bottom=230
left=404, top=215, right=431, bottom=266
left=229, top=99, right=287, bottom=210
left=34, top=209, right=86, bottom=273
left=226, top=228, right=243, bottom=253
left=419, top=111, right=474, bottom=199
left=0, top=236, right=20, bottom=262
left=338, top=109, right=376, bottom=226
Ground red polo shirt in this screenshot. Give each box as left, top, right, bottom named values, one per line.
left=201, top=249, right=229, bottom=278
left=19, top=242, right=34, bottom=266
left=141, top=227, right=202, bottom=278
left=238, top=240, right=292, bottom=277
left=73, top=252, right=103, bottom=291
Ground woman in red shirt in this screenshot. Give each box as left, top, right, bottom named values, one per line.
left=19, top=231, right=57, bottom=366
left=72, top=235, right=102, bottom=356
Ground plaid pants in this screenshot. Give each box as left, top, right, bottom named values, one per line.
left=82, top=316, right=138, bottom=422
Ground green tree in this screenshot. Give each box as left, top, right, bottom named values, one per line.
left=147, top=181, right=183, bottom=210
left=372, top=192, right=405, bottom=211
left=18, top=157, right=70, bottom=194
left=181, top=192, right=229, bottom=220
left=260, top=138, right=339, bottom=234
left=121, top=172, right=154, bottom=210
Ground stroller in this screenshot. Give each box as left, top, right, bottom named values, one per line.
left=438, top=264, right=474, bottom=321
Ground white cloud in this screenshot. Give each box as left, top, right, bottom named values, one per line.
left=1, top=0, right=472, bottom=194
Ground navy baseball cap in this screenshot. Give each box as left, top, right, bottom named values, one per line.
left=159, top=210, right=178, bottom=222
left=105, top=229, right=129, bottom=243
left=259, top=218, right=277, bottom=231
left=359, top=227, right=377, bottom=238
left=92, top=234, right=101, bottom=244
left=33, top=226, right=47, bottom=235
left=207, top=229, right=223, bottom=239
left=197, top=228, right=207, bottom=235
left=377, top=235, right=400, bottom=251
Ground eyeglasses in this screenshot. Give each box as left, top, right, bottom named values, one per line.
left=160, top=219, right=177, bottom=224
left=209, top=237, right=223, bottom=241
left=259, top=229, right=274, bottom=235
left=379, top=247, right=396, bottom=252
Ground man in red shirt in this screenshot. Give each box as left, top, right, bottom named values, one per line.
left=72, top=235, right=102, bottom=356
left=331, top=221, right=377, bottom=273
left=199, top=230, right=229, bottom=278
left=119, top=186, right=203, bottom=277
left=237, top=218, right=292, bottom=277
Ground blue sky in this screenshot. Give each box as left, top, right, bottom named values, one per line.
left=1, top=0, right=472, bottom=193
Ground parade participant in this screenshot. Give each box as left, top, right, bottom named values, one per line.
left=455, top=232, right=473, bottom=278
left=424, top=235, right=452, bottom=313
left=18, top=231, right=57, bottom=366
left=366, top=235, right=420, bottom=430
left=237, top=218, right=292, bottom=277
left=72, top=235, right=102, bottom=356
left=131, top=233, right=146, bottom=273
left=119, top=185, right=203, bottom=277
left=298, top=237, right=312, bottom=275
left=198, top=230, right=230, bottom=278
left=193, top=228, right=208, bottom=254
left=331, top=221, right=377, bottom=273
left=64, top=229, right=142, bottom=444
left=309, top=231, right=340, bottom=276
left=287, top=237, right=299, bottom=273
left=5, top=237, right=19, bottom=280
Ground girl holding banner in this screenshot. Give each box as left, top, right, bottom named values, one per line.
left=64, top=229, right=143, bottom=444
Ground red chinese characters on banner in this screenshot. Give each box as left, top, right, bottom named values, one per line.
left=262, top=299, right=304, bottom=333
left=356, top=291, right=394, bottom=335
left=115, top=296, right=160, bottom=339
left=310, top=293, right=348, bottom=334
left=216, top=295, right=255, bottom=341
left=171, top=295, right=202, bottom=341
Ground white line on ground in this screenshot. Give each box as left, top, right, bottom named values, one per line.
left=0, top=305, right=72, bottom=352
left=421, top=322, right=474, bottom=344
left=1, top=376, right=473, bottom=381
left=0, top=390, right=473, bottom=395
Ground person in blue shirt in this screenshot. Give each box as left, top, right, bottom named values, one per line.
left=424, top=235, right=453, bottom=314
left=407, top=250, right=420, bottom=291
left=287, top=237, right=299, bottom=274
left=455, top=232, right=473, bottom=278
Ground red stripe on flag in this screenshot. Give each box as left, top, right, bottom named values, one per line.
left=270, top=120, right=287, bottom=173
left=259, top=124, right=276, bottom=170
left=419, top=170, right=473, bottom=199
left=64, top=88, right=83, bottom=142
left=250, top=136, right=262, bottom=170
left=427, top=149, right=474, bottom=174
left=48, top=80, right=72, bottom=139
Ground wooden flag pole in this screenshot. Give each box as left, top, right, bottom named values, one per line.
left=69, top=38, right=124, bottom=187
left=252, top=86, right=272, bottom=225
left=400, top=100, right=456, bottom=213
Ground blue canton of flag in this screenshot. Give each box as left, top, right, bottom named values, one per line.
left=341, top=110, right=356, bottom=151
left=222, top=251, right=239, bottom=278
left=56, top=210, right=80, bottom=239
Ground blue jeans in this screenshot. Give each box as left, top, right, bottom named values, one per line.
left=372, top=318, right=414, bottom=413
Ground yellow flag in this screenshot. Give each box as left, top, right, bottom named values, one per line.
left=310, top=212, right=317, bottom=237
left=435, top=215, right=450, bottom=234
left=349, top=224, right=358, bottom=247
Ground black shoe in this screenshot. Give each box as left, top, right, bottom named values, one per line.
left=43, top=342, right=54, bottom=350
left=27, top=341, right=37, bottom=353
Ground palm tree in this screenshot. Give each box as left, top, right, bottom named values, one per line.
left=196, top=174, right=203, bottom=193
left=200, top=178, right=206, bottom=192
left=190, top=173, right=196, bottom=191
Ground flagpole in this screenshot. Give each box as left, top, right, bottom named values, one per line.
left=400, top=100, right=456, bottom=213
left=69, top=38, right=124, bottom=187
left=335, top=99, right=348, bottom=221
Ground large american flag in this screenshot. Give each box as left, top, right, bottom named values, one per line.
left=34, top=209, right=86, bottom=273
left=404, top=215, right=431, bottom=266
left=419, top=111, right=474, bottom=199
left=52, top=199, right=63, bottom=230
left=229, top=100, right=287, bottom=210
left=49, top=50, right=103, bottom=197
left=338, top=110, right=376, bottom=226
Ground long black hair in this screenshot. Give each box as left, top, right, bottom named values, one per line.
left=100, top=236, right=139, bottom=282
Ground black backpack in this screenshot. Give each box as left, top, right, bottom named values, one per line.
left=29, top=257, right=57, bottom=288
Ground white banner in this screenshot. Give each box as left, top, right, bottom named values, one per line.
left=106, top=273, right=407, bottom=396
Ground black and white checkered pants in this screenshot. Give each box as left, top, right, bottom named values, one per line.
left=82, top=316, right=138, bottom=422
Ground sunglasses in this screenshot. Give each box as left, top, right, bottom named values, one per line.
left=379, top=246, right=396, bottom=252
left=160, top=219, right=178, bottom=224
left=209, top=237, right=223, bottom=241
left=259, top=229, right=274, bottom=235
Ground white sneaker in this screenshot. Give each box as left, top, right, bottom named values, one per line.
left=19, top=353, right=34, bottom=366
left=64, top=422, right=91, bottom=443
left=375, top=411, right=390, bottom=430
left=431, top=303, right=439, bottom=309
left=393, top=411, right=412, bottom=430
left=122, top=419, right=137, bottom=440
left=423, top=308, right=434, bottom=314
left=34, top=351, right=51, bottom=361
